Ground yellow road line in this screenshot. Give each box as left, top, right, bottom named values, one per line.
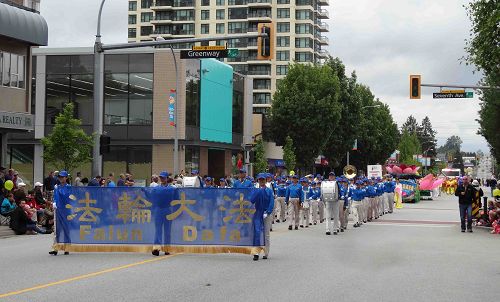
left=0, top=254, right=180, bottom=299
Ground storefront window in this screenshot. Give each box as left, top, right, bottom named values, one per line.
left=103, top=146, right=152, bottom=185
left=185, top=60, right=200, bottom=127
left=7, top=145, right=34, bottom=187
left=185, top=146, right=200, bottom=173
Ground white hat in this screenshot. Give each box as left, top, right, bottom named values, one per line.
left=35, top=182, right=43, bottom=187
left=18, top=182, right=26, bottom=187
left=472, top=180, right=479, bottom=186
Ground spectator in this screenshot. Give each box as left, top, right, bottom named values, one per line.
left=34, top=182, right=46, bottom=207
left=117, top=174, right=126, bottom=186
left=149, top=175, right=159, bottom=187
left=107, top=173, right=116, bottom=187
left=43, top=171, right=57, bottom=201
left=455, top=176, right=475, bottom=233
left=490, top=178, right=498, bottom=197
left=39, top=201, right=54, bottom=232
left=81, top=177, right=89, bottom=186
left=1, top=193, right=16, bottom=216
left=125, top=173, right=135, bottom=187
left=0, top=166, right=6, bottom=200
left=4, top=168, right=14, bottom=181
left=9, top=199, right=48, bottom=235
left=88, top=175, right=102, bottom=187
left=74, top=172, right=84, bottom=186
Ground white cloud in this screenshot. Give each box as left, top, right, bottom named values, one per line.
left=327, top=0, right=488, bottom=152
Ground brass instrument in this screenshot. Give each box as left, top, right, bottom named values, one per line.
left=343, top=165, right=357, bottom=179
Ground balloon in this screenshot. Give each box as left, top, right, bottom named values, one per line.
left=430, top=179, right=445, bottom=190
left=4, top=180, right=14, bottom=191
left=414, top=166, right=421, bottom=172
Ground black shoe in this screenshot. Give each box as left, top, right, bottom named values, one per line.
left=152, top=249, right=160, bottom=256
left=64, top=251, right=69, bottom=255
left=283, top=219, right=287, bottom=222
left=276, top=220, right=280, bottom=223
left=309, top=223, right=312, bottom=226
left=326, top=231, right=331, bottom=235
left=270, top=228, right=273, bottom=232
left=294, top=226, right=298, bottom=230
left=253, top=255, right=259, bottom=261
left=331, top=218, right=333, bottom=221
left=300, top=225, right=304, bottom=228
left=461, top=229, right=465, bottom=233
left=165, top=252, right=170, bottom=255
left=314, top=222, right=317, bottom=225
left=468, top=229, right=473, bottom=233
left=49, top=250, right=57, bottom=256
left=333, top=231, right=338, bottom=235
left=340, top=228, right=344, bottom=232
left=262, top=256, right=268, bottom=260
left=305, top=225, right=309, bottom=228
left=288, top=226, right=292, bottom=230
left=354, top=223, right=359, bottom=228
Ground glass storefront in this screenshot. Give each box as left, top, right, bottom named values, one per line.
left=103, top=146, right=152, bottom=185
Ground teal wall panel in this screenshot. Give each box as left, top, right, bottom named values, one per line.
left=200, top=59, right=233, bottom=143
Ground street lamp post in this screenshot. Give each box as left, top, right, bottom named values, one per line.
left=92, top=0, right=106, bottom=177
left=423, top=147, right=434, bottom=175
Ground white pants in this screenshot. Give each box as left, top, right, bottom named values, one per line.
left=362, top=198, right=369, bottom=222
left=339, top=201, right=348, bottom=229
left=378, top=196, right=385, bottom=215
left=275, top=197, right=286, bottom=221
left=351, top=201, right=361, bottom=225
left=311, top=199, right=320, bottom=223
left=300, top=204, right=310, bottom=226
left=325, top=200, right=340, bottom=233
left=318, top=200, right=325, bottom=221
left=264, top=214, right=272, bottom=257
left=287, top=198, right=300, bottom=227
left=386, top=193, right=394, bottom=213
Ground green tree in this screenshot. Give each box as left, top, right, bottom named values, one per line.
left=41, top=102, right=94, bottom=175
left=253, top=138, right=268, bottom=173
left=283, top=136, right=297, bottom=172
left=401, top=115, right=421, bottom=135
left=270, top=63, right=341, bottom=168
left=437, top=135, right=463, bottom=154
left=465, top=1, right=500, bottom=164
left=420, top=116, right=437, bottom=158
left=398, top=130, right=422, bottom=163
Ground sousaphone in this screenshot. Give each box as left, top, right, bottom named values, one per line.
left=343, top=165, right=357, bottom=179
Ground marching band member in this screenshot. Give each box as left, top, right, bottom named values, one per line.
left=322, top=172, right=341, bottom=235
left=233, top=169, right=253, bottom=188
left=310, top=181, right=321, bottom=225
left=300, top=178, right=313, bottom=228
left=218, top=178, right=228, bottom=188
left=384, top=175, right=396, bottom=213
left=376, top=178, right=385, bottom=217
left=274, top=177, right=287, bottom=223
left=191, top=170, right=204, bottom=188
left=366, top=179, right=377, bottom=221
left=49, top=170, right=71, bottom=256
left=317, top=179, right=325, bottom=223
left=285, top=175, right=302, bottom=230
left=250, top=173, right=275, bottom=261
left=339, top=178, right=352, bottom=231
left=351, top=180, right=365, bottom=227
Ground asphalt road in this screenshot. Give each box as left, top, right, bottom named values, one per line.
left=0, top=191, right=498, bottom=302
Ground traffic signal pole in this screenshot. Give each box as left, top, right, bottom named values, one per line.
left=92, top=9, right=268, bottom=177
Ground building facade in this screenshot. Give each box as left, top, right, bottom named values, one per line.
left=127, top=0, right=330, bottom=115
left=8, top=48, right=253, bottom=187
left=0, top=0, right=46, bottom=179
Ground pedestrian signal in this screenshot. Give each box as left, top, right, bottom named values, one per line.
left=410, top=75, right=421, bottom=99
left=257, top=23, right=274, bottom=60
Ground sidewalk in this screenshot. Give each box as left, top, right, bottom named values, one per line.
left=0, top=225, right=15, bottom=239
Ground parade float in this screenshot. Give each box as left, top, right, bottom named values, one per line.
left=386, top=164, right=421, bottom=203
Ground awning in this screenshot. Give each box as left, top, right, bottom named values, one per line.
left=0, top=2, right=48, bottom=46
left=268, top=159, right=285, bottom=167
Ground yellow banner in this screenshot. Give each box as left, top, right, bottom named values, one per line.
left=441, top=89, right=465, bottom=93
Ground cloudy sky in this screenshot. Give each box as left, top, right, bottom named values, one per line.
left=40, top=0, right=488, bottom=152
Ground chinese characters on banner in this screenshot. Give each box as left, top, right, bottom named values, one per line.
left=168, top=89, right=175, bottom=127
left=54, top=187, right=264, bottom=255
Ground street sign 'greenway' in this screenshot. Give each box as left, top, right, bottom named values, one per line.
left=180, top=46, right=239, bottom=59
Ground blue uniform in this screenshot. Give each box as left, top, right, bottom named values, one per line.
left=276, top=184, right=287, bottom=197
left=250, top=186, right=275, bottom=251
left=285, top=183, right=303, bottom=204
left=233, top=178, right=254, bottom=188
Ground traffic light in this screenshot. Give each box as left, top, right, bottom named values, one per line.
left=99, top=134, right=111, bottom=155
left=257, top=23, right=274, bottom=60
left=409, top=75, right=421, bottom=99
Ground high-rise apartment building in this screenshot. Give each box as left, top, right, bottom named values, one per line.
left=127, top=0, right=330, bottom=114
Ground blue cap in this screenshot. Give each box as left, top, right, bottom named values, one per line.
left=239, top=169, right=247, bottom=173
left=329, top=172, right=335, bottom=176
left=291, top=175, right=298, bottom=179
left=159, top=171, right=169, bottom=178
left=205, top=177, right=212, bottom=181
left=286, top=180, right=292, bottom=185
left=316, top=174, right=321, bottom=177
left=220, top=178, right=225, bottom=182
left=192, top=170, right=199, bottom=175
left=257, top=173, right=266, bottom=180
left=311, top=181, right=317, bottom=185
left=58, top=170, right=68, bottom=177
left=300, top=177, right=308, bottom=183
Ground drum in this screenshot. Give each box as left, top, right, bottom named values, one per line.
left=182, top=176, right=201, bottom=188
left=321, top=181, right=338, bottom=202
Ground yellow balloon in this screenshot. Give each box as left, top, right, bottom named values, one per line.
left=289, top=170, right=295, bottom=176
left=4, top=180, right=14, bottom=191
